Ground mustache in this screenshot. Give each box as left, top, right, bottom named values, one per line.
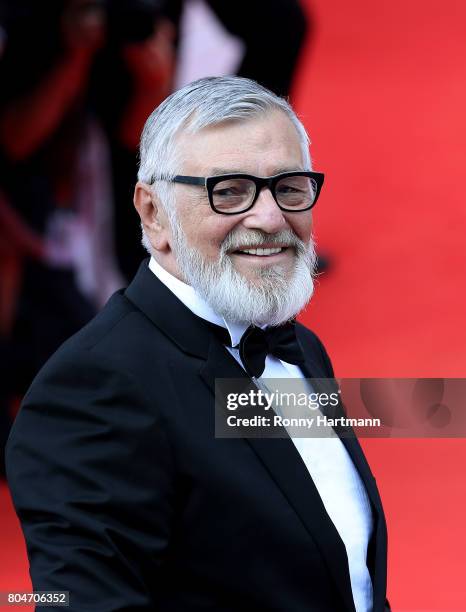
left=221, top=229, right=310, bottom=255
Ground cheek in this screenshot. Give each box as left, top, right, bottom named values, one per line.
left=200, top=220, right=239, bottom=255
left=179, top=202, right=242, bottom=257
left=291, top=215, right=313, bottom=242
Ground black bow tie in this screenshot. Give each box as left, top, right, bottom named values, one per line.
left=209, top=321, right=306, bottom=378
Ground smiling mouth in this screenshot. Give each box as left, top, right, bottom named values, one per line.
left=233, top=246, right=289, bottom=257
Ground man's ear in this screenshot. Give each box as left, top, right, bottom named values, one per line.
left=133, top=182, right=170, bottom=252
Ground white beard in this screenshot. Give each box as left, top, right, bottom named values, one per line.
left=170, top=224, right=317, bottom=327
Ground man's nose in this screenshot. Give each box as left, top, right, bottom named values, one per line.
left=241, top=187, right=287, bottom=233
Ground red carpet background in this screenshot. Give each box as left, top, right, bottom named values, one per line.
left=1, top=0, right=465, bottom=610
left=294, top=0, right=466, bottom=610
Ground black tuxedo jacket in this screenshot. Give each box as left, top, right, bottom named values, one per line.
left=6, top=260, right=387, bottom=612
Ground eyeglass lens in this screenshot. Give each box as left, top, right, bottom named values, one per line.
left=211, top=176, right=317, bottom=213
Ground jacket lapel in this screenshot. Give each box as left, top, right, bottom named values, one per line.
left=125, top=260, right=212, bottom=360
left=299, top=361, right=382, bottom=511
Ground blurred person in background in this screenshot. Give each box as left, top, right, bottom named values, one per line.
left=0, top=1, right=115, bottom=477
left=0, top=0, right=175, bottom=461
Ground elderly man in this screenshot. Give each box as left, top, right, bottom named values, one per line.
left=6, top=77, right=387, bottom=612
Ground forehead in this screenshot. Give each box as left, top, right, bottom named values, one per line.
left=176, top=110, right=305, bottom=176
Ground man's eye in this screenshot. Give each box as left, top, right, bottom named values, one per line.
left=213, top=187, right=239, bottom=197
left=277, top=184, right=303, bottom=194
left=214, top=187, right=247, bottom=198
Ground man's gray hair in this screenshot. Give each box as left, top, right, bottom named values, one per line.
left=138, top=76, right=312, bottom=252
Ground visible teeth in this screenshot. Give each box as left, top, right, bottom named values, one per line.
left=239, top=247, right=283, bottom=256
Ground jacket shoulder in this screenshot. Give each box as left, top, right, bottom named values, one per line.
left=44, top=289, right=171, bottom=376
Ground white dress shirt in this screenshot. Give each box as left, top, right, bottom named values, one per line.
left=148, top=257, right=374, bottom=612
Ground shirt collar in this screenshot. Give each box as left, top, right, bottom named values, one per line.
left=148, top=257, right=247, bottom=347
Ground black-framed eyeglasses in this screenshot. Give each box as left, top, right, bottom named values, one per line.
left=153, top=171, right=324, bottom=215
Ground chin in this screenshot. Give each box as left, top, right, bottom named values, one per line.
left=247, top=268, right=294, bottom=288
left=236, top=262, right=293, bottom=282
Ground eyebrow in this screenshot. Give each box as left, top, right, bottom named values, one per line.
left=208, top=166, right=306, bottom=176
